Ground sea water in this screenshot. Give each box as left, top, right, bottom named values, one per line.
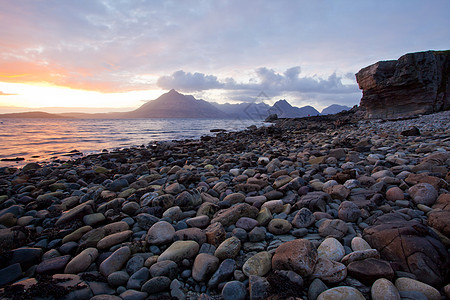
left=0, top=118, right=265, bottom=167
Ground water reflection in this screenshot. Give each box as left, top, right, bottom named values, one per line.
left=0, top=118, right=265, bottom=167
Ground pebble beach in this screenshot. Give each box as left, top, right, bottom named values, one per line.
left=0, top=110, right=449, bottom=300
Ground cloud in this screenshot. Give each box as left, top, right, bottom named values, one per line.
left=157, top=70, right=225, bottom=92
left=157, top=66, right=359, bottom=95
left=0, top=91, right=17, bottom=96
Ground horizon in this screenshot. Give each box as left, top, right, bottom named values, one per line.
left=1, top=1, right=449, bottom=113
left=0, top=89, right=350, bottom=115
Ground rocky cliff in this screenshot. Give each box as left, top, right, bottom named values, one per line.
left=356, top=50, right=450, bottom=119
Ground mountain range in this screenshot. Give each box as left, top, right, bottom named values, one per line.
left=0, top=89, right=350, bottom=119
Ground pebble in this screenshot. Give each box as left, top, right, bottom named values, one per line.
left=371, top=278, right=400, bottom=300
left=0, top=110, right=448, bottom=299
left=317, top=237, right=345, bottom=261
left=395, top=277, right=441, bottom=300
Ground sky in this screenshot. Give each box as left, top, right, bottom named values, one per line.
left=0, top=0, right=449, bottom=113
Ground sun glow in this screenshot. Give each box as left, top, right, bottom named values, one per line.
left=0, top=82, right=166, bottom=112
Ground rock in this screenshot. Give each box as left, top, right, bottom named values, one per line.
left=126, top=255, right=144, bottom=274
left=242, top=251, right=272, bottom=277
left=222, top=281, right=247, bottom=300
left=268, top=218, right=292, bottom=235
left=265, top=114, right=278, bottom=122
left=256, top=207, right=272, bottom=226
left=223, top=193, right=245, bottom=205
left=146, top=221, right=175, bottom=245
left=192, top=253, right=220, bottom=282
left=0, top=263, right=22, bottom=286
left=163, top=206, right=183, bottom=221
left=83, top=212, right=105, bottom=226
left=205, top=222, right=226, bottom=247
left=35, top=255, right=71, bottom=274
left=158, top=240, right=199, bottom=263
left=317, top=237, right=345, bottom=261
left=292, top=207, right=316, bottom=228
left=267, top=269, right=304, bottom=296
left=308, top=278, right=328, bottom=300
left=395, top=277, right=441, bottom=300
left=120, top=290, right=148, bottom=300
left=108, top=271, right=130, bottom=287
left=65, top=247, right=98, bottom=274
left=127, top=267, right=150, bottom=290
left=174, top=227, right=206, bottom=245
left=347, top=258, right=394, bottom=284
left=272, top=238, right=318, bottom=277
left=186, top=215, right=209, bottom=228
left=386, top=187, right=404, bottom=201
left=55, top=200, right=94, bottom=226
left=363, top=218, right=449, bottom=286
left=208, top=258, right=236, bottom=288
left=8, top=247, right=43, bottom=269
left=150, top=260, right=178, bottom=278
left=97, top=230, right=132, bottom=250
left=295, top=192, right=331, bottom=212
left=99, top=246, right=131, bottom=277
left=311, top=257, right=347, bottom=283
left=214, top=236, right=241, bottom=260
left=371, top=278, right=400, bottom=300
left=341, top=249, right=380, bottom=265
left=338, top=201, right=361, bottom=222
left=318, top=219, right=348, bottom=239
left=249, top=275, right=270, bottom=300
left=235, top=217, right=259, bottom=231
left=408, top=183, right=438, bottom=206
left=211, top=203, right=259, bottom=227
left=356, top=50, right=450, bottom=119
left=401, top=126, right=421, bottom=136
left=428, top=210, right=450, bottom=236
left=141, top=276, right=171, bottom=294
left=325, top=184, right=350, bottom=200
left=351, top=237, right=372, bottom=251
left=317, top=286, right=365, bottom=300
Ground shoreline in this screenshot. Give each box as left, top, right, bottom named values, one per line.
left=0, top=110, right=449, bottom=299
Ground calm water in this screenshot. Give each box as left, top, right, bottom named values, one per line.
left=0, top=118, right=265, bottom=167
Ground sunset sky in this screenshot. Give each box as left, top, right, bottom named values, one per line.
left=0, top=0, right=449, bottom=113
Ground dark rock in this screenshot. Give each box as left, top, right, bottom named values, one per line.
left=208, top=258, right=236, bottom=288
left=401, top=126, right=421, bottom=136
left=222, top=280, right=247, bottom=300
left=249, top=275, right=270, bottom=300
left=363, top=219, right=449, bottom=286
left=347, top=258, right=394, bottom=284
left=295, top=192, right=331, bottom=212
left=356, top=50, right=450, bottom=119
left=36, top=255, right=71, bottom=274
left=141, top=276, right=171, bottom=294
left=149, top=260, right=178, bottom=279
left=126, top=267, right=150, bottom=290
left=0, top=263, right=22, bottom=286
left=272, top=238, right=318, bottom=277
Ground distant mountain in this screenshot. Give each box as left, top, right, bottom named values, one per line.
left=123, top=89, right=228, bottom=118
left=211, top=102, right=271, bottom=119
left=0, top=111, right=70, bottom=118
left=268, top=100, right=320, bottom=118
left=321, top=104, right=351, bottom=115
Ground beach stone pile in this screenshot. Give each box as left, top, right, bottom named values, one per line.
left=0, top=110, right=449, bottom=299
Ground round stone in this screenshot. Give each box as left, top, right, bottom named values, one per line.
left=408, top=183, right=438, bottom=206
left=222, top=281, right=247, bottom=300
left=317, top=237, right=345, bottom=261
left=395, top=277, right=441, bottom=300
left=371, top=278, right=400, bottom=300
left=242, top=251, right=272, bottom=277
left=272, top=239, right=318, bottom=277
left=214, top=237, right=241, bottom=260
left=317, top=286, right=365, bottom=300
left=268, top=219, right=292, bottom=235
left=146, top=221, right=175, bottom=245
left=338, top=201, right=361, bottom=222
left=351, top=237, right=372, bottom=251
left=386, top=187, right=404, bottom=201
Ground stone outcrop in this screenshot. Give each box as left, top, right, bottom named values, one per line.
left=356, top=50, right=450, bottom=119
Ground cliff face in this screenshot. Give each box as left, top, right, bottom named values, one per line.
left=356, top=50, right=450, bottom=119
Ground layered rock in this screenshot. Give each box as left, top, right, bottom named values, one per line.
left=356, top=50, right=450, bottom=119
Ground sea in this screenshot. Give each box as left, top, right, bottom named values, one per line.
left=0, top=118, right=266, bottom=168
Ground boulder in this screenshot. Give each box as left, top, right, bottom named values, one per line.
left=363, top=217, right=449, bottom=286
left=356, top=50, right=450, bottom=119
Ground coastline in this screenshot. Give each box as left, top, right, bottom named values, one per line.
left=0, top=110, right=449, bottom=299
